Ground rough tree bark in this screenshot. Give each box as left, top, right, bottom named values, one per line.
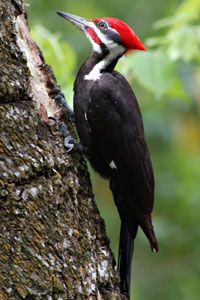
left=0, top=1, right=125, bottom=299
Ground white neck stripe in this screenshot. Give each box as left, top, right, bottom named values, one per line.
left=84, top=44, right=125, bottom=81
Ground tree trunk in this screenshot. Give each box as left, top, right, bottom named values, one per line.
left=0, top=1, right=125, bottom=299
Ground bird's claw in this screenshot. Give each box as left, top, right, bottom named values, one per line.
left=48, top=88, right=86, bottom=153
left=59, top=122, right=75, bottom=153
left=64, top=135, right=75, bottom=152
left=50, top=87, right=75, bottom=122
left=59, top=122, right=86, bottom=153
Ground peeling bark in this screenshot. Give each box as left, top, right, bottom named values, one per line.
left=0, top=1, right=125, bottom=299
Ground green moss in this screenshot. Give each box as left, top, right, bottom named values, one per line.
left=52, top=275, right=65, bottom=292
left=16, top=284, right=28, bottom=298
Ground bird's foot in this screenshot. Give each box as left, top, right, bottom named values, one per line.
left=60, top=123, right=87, bottom=153
left=59, top=122, right=76, bottom=153
left=50, top=87, right=75, bottom=122
left=49, top=118, right=85, bottom=153
left=49, top=87, right=86, bottom=154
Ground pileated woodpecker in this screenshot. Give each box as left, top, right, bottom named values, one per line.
left=57, top=11, right=158, bottom=299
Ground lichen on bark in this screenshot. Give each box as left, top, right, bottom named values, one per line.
left=0, top=0, right=125, bottom=299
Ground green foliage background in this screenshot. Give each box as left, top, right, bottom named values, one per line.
left=27, top=0, right=200, bottom=299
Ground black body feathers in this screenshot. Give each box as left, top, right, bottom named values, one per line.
left=74, top=52, right=158, bottom=297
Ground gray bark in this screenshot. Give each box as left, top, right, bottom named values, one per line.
left=0, top=1, right=125, bottom=299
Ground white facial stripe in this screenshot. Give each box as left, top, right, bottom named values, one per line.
left=85, top=21, right=120, bottom=52
left=84, top=27, right=102, bottom=53
left=86, top=33, right=102, bottom=53
left=108, top=26, right=118, bottom=35
left=92, top=23, right=120, bottom=46
left=84, top=21, right=125, bottom=81
left=90, top=23, right=112, bottom=45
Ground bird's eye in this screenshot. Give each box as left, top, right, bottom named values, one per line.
left=98, top=21, right=107, bottom=29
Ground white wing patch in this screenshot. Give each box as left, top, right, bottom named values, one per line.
left=109, top=160, right=117, bottom=169
left=84, top=112, right=88, bottom=121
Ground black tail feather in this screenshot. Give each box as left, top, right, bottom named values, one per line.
left=138, top=214, right=158, bottom=253
left=118, top=222, right=137, bottom=299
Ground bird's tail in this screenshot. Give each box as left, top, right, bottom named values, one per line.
left=138, top=213, right=158, bottom=253
left=118, top=222, right=137, bottom=300
left=110, top=178, right=138, bottom=298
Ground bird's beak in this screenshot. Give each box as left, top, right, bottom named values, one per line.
left=57, top=11, right=91, bottom=30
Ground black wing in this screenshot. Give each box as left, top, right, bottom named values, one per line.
left=87, top=71, right=158, bottom=251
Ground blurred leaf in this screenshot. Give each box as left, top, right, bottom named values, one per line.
left=119, top=0, right=200, bottom=100
left=178, top=0, right=200, bottom=16
left=151, top=0, right=200, bottom=62
left=165, top=78, right=188, bottom=100
left=167, top=26, right=200, bottom=62
left=119, top=50, right=184, bottom=99
left=153, top=11, right=199, bottom=30
left=154, top=0, right=200, bottom=29
left=146, top=36, right=165, bottom=48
